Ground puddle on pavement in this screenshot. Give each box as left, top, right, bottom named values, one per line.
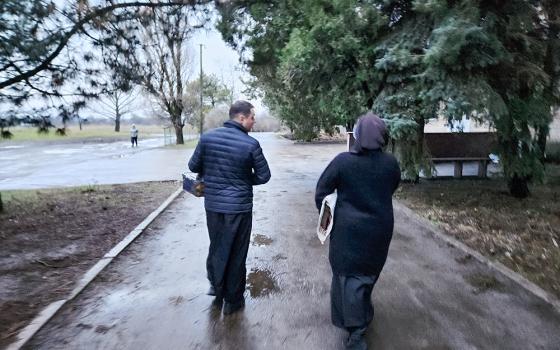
left=272, top=254, right=287, bottom=261
left=169, top=295, right=185, bottom=306
left=95, top=324, right=115, bottom=334
left=246, top=268, right=279, bottom=298
left=76, top=323, right=94, bottom=330
left=251, top=234, right=273, bottom=246
left=394, top=234, right=414, bottom=242
left=455, top=254, right=473, bottom=264
left=465, top=273, right=504, bottom=294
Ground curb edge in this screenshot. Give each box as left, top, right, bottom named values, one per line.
left=6, top=187, right=183, bottom=350
left=393, top=199, right=560, bottom=314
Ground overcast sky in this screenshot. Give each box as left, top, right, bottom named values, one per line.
left=190, top=25, right=265, bottom=113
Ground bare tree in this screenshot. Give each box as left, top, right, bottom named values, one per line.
left=90, top=89, right=139, bottom=132
left=203, top=105, right=229, bottom=130
left=0, top=1, right=210, bottom=127
left=137, top=6, right=208, bottom=144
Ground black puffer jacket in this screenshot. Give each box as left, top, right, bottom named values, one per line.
left=315, top=150, right=400, bottom=276
left=188, top=120, right=271, bottom=214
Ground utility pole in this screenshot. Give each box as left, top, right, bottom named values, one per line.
left=199, top=44, right=204, bottom=136
left=230, top=67, right=235, bottom=105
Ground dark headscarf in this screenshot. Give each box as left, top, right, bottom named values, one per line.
left=351, top=112, right=387, bottom=154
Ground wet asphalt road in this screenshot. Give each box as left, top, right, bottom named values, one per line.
left=0, top=137, right=193, bottom=190
left=20, top=134, right=560, bottom=349
left=1, top=133, right=498, bottom=191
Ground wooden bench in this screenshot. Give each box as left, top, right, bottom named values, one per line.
left=347, top=131, right=498, bottom=178
left=424, top=132, right=498, bottom=178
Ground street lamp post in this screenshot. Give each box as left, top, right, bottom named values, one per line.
left=199, top=44, right=204, bottom=136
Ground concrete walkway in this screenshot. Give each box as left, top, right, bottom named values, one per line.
left=0, top=137, right=194, bottom=190
left=22, top=134, right=560, bottom=349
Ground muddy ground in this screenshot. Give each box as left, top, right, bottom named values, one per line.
left=395, top=165, right=560, bottom=299
left=0, top=181, right=179, bottom=348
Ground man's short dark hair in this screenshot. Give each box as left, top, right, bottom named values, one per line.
left=229, top=100, right=254, bottom=119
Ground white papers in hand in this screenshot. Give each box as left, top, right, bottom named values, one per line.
left=317, top=193, right=337, bottom=245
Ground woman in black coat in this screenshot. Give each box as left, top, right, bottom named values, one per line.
left=315, top=112, right=400, bottom=350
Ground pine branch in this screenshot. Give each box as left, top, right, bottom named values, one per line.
left=0, top=0, right=206, bottom=91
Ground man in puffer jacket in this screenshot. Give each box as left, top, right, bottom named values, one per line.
left=188, top=100, right=271, bottom=315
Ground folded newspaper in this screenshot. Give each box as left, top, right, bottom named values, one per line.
left=317, top=193, right=337, bottom=245
left=182, top=173, right=204, bottom=197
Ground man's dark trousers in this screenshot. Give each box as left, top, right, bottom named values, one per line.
left=205, top=210, right=252, bottom=303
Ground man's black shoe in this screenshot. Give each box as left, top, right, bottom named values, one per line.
left=223, top=299, right=245, bottom=316
left=211, top=296, right=223, bottom=309
left=207, top=286, right=218, bottom=296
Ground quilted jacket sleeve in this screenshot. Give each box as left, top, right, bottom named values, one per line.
left=251, top=142, right=271, bottom=185
left=188, top=140, right=204, bottom=174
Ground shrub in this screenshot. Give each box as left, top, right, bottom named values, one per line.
left=546, top=141, right=560, bottom=163
left=1, top=130, right=13, bottom=139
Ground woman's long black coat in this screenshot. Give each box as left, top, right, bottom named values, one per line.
left=315, top=150, right=400, bottom=276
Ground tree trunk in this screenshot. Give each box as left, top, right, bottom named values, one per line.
left=78, top=119, right=83, bottom=130
left=413, top=117, right=425, bottom=183
left=0, top=192, right=3, bottom=212
left=415, top=117, right=425, bottom=153
left=537, top=126, right=548, bottom=163
left=115, top=111, right=121, bottom=132
left=508, top=174, right=530, bottom=198
left=500, top=129, right=532, bottom=198
left=174, top=124, right=184, bottom=144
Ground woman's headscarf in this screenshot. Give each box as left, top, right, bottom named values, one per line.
left=351, top=112, right=388, bottom=154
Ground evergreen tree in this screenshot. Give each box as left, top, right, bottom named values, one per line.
left=419, top=0, right=560, bottom=197
left=219, top=0, right=560, bottom=196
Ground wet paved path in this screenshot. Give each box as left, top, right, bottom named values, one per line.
left=0, top=133, right=498, bottom=191
left=0, top=137, right=193, bottom=190
left=23, top=134, right=560, bottom=349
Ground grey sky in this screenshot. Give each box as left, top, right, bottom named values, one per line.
left=192, top=28, right=241, bottom=95
left=190, top=26, right=264, bottom=112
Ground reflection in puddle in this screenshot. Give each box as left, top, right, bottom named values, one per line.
left=272, top=254, right=287, bottom=261
left=246, top=268, right=279, bottom=298
left=251, top=234, right=273, bottom=246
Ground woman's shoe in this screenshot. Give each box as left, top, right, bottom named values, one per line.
left=223, top=299, right=245, bottom=315
left=344, top=327, right=368, bottom=350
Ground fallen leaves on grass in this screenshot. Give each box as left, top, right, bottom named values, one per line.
left=396, top=172, right=560, bottom=299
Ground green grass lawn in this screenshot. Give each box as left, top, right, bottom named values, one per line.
left=0, top=124, right=166, bottom=142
